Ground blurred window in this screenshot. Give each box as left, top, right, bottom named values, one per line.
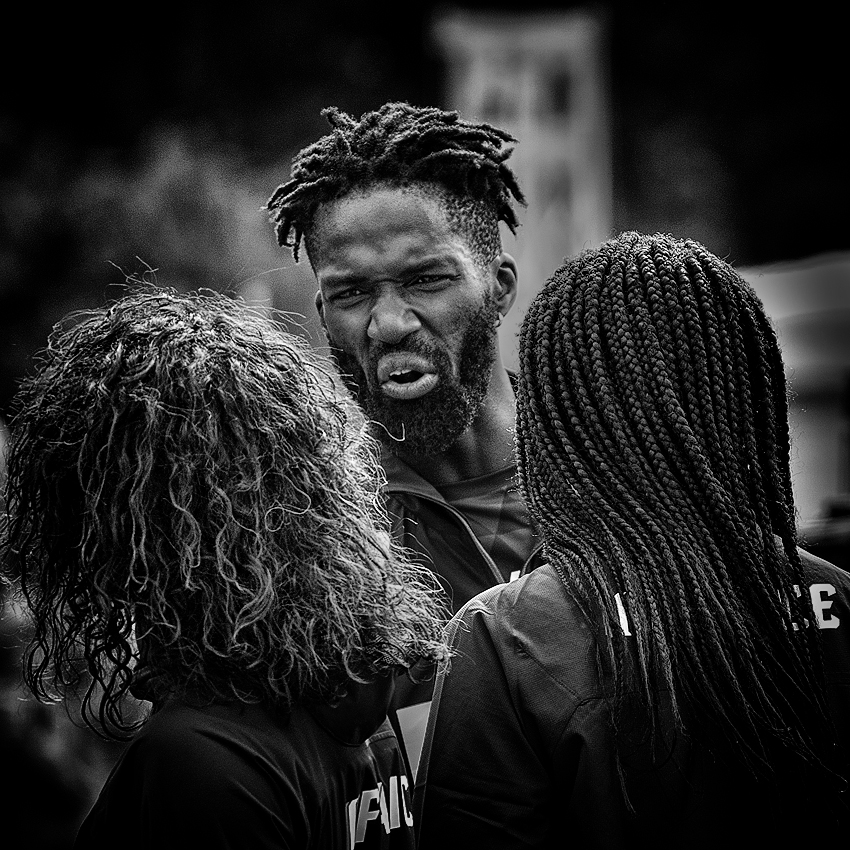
left=540, top=66, right=571, bottom=118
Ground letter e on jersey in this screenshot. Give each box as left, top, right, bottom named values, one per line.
left=810, top=583, right=840, bottom=629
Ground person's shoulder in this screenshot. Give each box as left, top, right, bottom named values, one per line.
left=89, top=703, right=257, bottom=807
left=449, top=563, right=600, bottom=702
left=133, top=701, right=208, bottom=752
left=133, top=701, right=291, bottom=777
left=86, top=702, right=313, bottom=847
left=141, top=699, right=274, bottom=738
left=455, top=563, right=591, bottom=658
left=798, top=546, right=850, bottom=586
left=461, top=562, right=565, bottom=618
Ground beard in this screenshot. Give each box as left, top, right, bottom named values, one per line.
left=329, top=297, right=499, bottom=457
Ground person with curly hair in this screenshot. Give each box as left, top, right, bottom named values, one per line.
left=267, top=103, right=546, bottom=772
left=2, top=287, right=448, bottom=849
left=415, top=233, right=850, bottom=846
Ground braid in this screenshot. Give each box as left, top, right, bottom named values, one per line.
left=266, top=102, right=526, bottom=264
left=517, top=232, right=839, bottom=796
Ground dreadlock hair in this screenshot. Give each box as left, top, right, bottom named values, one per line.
left=2, top=287, right=448, bottom=739
left=266, top=102, right=526, bottom=267
left=516, top=231, right=843, bottom=805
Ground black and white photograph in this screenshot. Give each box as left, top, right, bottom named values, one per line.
left=1, top=3, right=848, bottom=847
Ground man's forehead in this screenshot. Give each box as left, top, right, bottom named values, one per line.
left=314, top=183, right=449, bottom=229
left=309, top=184, right=466, bottom=267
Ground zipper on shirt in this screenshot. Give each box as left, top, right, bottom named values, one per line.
left=402, top=492, right=507, bottom=586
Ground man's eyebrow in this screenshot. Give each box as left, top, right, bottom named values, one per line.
left=319, top=272, right=369, bottom=290
left=407, top=255, right=463, bottom=272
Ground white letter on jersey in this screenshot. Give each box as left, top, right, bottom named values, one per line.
left=377, top=782, right=391, bottom=834
left=347, top=799, right=358, bottom=850
left=399, top=775, right=414, bottom=827
left=354, top=789, right=382, bottom=843
left=388, top=775, right=401, bottom=830
left=782, top=586, right=811, bottom=631
left=810, top=583, right=840, bottom=629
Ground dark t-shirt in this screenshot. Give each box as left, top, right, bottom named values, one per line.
left=437, top=464, right=539, bottom=582
left=75, top=700, right=415, bottom=850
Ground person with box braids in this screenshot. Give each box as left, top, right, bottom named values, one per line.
left=416, top=232, right=850, bottom=847
left=267, top=103, right=545, bottom=776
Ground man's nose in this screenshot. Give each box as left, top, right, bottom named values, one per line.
left=367, top=287, right=421, bottom=343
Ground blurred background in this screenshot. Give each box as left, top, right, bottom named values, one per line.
left=1, top=2, right=848, bottom=845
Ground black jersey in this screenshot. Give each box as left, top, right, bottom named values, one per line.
left=416, top=548, right=850, bottom=848
left=75, top=699, right=415, bottom=849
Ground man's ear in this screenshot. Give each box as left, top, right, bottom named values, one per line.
left=493, top=251, right=519, bottom=318
left=314, top=290, right=326, bottom=329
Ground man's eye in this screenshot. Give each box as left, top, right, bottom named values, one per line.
left=412, top=274, right=453, bottom=288
left=332, top=288, right=366, bottom=303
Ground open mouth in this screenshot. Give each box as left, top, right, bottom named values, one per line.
left=377, top=355, right=440, bottom=400
left=390, top=368, right=423, bottom=384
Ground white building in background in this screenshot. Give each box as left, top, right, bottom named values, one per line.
left=743, top=254, right=850, bottom=536
left=433, top=8, right=613, bottom=372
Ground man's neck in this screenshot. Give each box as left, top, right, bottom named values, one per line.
left=388, top=369, right=517, bottom=487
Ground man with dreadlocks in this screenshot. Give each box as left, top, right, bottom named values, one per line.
left=1, top=288, right=449, bottom=849
left=266, top=102, right=545, bottom=774
left=415, top=232, right=850, bottom=846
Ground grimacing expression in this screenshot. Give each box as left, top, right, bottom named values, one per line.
left=311, top=186, right=502, bottom=456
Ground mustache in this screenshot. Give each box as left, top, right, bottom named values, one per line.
left=331, top=336, right=452, bottom=382
left=366, top=336, right=444, bottom=365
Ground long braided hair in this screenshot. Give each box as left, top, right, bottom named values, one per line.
left=2, top=288, right=448, bottom=738
left=516, top=231, right=840, bottom=798
left=266, top=101, right=526, bottom=265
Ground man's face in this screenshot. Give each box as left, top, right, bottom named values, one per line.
left=311, top=186, right=501, bottom=457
